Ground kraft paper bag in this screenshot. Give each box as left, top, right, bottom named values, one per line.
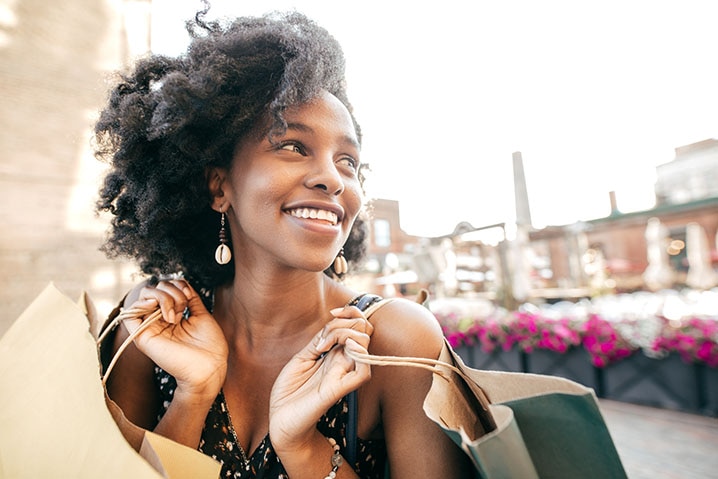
left=0, top=283, right=221, bottom=478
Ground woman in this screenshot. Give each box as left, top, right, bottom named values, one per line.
left=95, top=7, right=472, bottom=478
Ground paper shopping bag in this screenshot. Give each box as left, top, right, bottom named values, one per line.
left=424, top=339, right=628, bottom=479
left=0, top=283, right=221, bottom=479
left=357, top=294, right=627, bottom=479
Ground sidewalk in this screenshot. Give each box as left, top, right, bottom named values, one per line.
left=600, top=400, right=718, bottom=479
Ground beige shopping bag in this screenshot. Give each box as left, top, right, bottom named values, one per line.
left=0, top=283, right=221, bottom=478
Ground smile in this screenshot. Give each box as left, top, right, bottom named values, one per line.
left=287, top=208, right=339, bottom=226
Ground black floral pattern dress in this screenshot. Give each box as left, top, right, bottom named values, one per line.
left=154, top=292, right=387, bottom=478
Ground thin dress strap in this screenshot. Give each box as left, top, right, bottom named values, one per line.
left=345, top=292, right=383, bottom=466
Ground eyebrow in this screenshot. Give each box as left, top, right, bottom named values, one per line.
left=286, top=122, right=360, bottom=150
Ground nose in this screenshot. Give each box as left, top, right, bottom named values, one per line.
left=306, top=155, right=344, bottom=196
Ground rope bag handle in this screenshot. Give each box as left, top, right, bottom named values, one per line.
left=354, top=297, right=479, bottom=382
left=98, top=306, right=163, bottom=387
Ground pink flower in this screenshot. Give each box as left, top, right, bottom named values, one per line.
left=582, top=315, right=637, bottom=367
left=650, top=317, right=718, bottom=367
left=435, top=307, right=717, bottom=368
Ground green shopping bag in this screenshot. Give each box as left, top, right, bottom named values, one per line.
left=423, top=339, right=628, bottom=479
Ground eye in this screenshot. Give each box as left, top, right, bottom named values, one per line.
left=278, top=141, right=305, bottom=155
left=337, top=156, right=359, bottom=174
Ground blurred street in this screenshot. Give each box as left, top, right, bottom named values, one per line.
left=600, top=399, right=718, bottom=479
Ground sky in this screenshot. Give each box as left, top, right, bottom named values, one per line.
left=150, top=0, right=718, bottom=237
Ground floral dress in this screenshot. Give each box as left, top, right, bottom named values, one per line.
left=154, top=292, right=387, bottom=478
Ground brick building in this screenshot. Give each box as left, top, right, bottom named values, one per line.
left=420, top=140, right=718, bottom=302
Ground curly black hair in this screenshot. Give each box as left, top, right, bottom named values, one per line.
left=94, top=7, right=368, bottom=288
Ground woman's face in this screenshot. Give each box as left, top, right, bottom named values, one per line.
left=224, top=90, right=363, bottom=274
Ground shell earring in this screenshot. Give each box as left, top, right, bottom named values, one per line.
left=214, top=210, right=232, bottom=265
left=333, top=248, right=348, bottom=275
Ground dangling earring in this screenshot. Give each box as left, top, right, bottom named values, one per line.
left=333, top=248, right=348, bottom=275
left=214, top=210, right=232, bottom=265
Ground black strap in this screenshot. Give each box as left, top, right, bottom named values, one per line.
left=346, top=390, right=358, bottom=466
left=348, top=292, right=383, bottom=311
left=344, top=293, right=383, bottom=466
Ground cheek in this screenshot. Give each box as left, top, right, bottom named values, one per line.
left=233, top=164, right=286, bottom=204
left=344, top=180, right=364, bottom=220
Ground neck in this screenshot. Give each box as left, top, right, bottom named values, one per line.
left=212, top=269, right=348, bottom=353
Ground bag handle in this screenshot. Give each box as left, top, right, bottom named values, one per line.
left=358, top=295, right=477, bottom=382
left=99, top=305, right=163, bottom=386
left=346, top=343, right=472, bottom=383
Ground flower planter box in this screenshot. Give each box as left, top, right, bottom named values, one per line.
left=699, top=365, right=718, bottom=416
left=523, top=347, right=598, bottom=390
left=601, top=353, right=702, bottom=414
left=453, top=345, right=523, bottom=373
left=451, top=344, right=718, bottom=417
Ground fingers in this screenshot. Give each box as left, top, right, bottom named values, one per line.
left=343, top=337, right=371, bottom=371
left=310, top=330, right=371, bottom=395
left=136, top=279, right=193, bottom=324
left=314, top=308, right=373, bottom=357
left=315, top=326, right=370, bottom=357
left=338, top=337, right=372, bottom=389
left=327, top=306, right=374, bottom=336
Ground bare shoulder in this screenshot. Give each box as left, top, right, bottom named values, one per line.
left=362, top=295, right=475, bottom=476
left=365, top=294, right=444, bottom=359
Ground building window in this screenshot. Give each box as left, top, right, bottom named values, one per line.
left=374, top=219, right=391, bottom=248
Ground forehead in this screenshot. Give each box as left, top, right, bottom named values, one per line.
left=282, top=91, right=360, bottom=146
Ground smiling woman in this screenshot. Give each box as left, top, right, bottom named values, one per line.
left=93, top=4, right=473, bottom=478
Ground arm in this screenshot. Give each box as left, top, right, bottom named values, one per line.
left=370, top=299, right=475, bottom=478
left=105, top=279, right=228, bottom=449
left=269, top=307, right=374, bottom=479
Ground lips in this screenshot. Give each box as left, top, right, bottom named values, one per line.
left=287, top=207, right=339, bottom=226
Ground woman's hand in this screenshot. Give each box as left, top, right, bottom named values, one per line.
left=123, top=279, right=229, bottom=401
left=268, top=305, right=374, bottom=454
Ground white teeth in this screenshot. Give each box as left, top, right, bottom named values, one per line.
left=289, top=208, right=338, bottom=225
left=317, top=210, right=335, bottom=223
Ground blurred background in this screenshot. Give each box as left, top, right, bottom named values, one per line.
left=1, top=0, right=717, bottom=334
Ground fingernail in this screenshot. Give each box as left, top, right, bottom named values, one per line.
left=329, top=307, right=343, bottom=315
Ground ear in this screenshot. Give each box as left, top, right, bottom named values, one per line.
left=206, top=167, right=230, bottom=212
